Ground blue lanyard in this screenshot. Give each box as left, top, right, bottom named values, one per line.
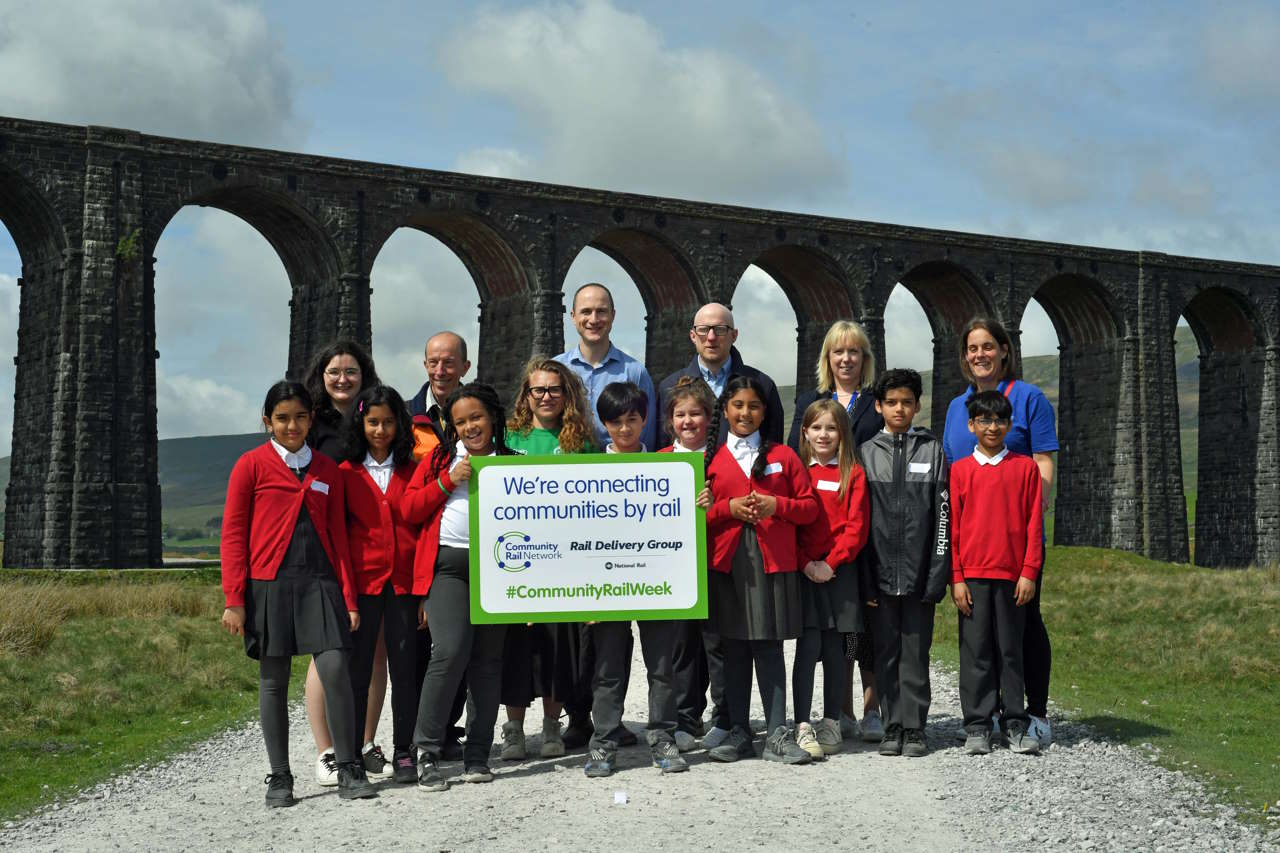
left=832, top=390, right=858, bottom=413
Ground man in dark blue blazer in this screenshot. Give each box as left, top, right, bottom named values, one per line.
left=657, top=302, right=786, bottom=445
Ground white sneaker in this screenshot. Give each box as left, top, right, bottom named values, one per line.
left=859, top=709, right=884, bottom=743
left=795, top=721, right=825, bottom=761
left=1028, top=715, right=1052, bottom=748
left=674, top=730, right=697, bottom=753
left=701, top=726, right=731, bottom=749
left=839, top=713, right=858, bottom=740
left=315, top=749, right=338, bottom=786
left=500, top=720, right=526, bottom=761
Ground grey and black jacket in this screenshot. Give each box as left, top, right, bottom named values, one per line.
left=858, top=428, right=951, bottom=604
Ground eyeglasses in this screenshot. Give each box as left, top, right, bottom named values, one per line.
left=528, top=385, right=565, bottom=399
left=692, top=324, right=733, bottom=338
left=324, top=368, right=361, bottom=379
left=974, top=417, right=1010, bottom=428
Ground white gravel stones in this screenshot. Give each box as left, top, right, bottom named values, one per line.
left=2, top=638, right=1276, bottom=852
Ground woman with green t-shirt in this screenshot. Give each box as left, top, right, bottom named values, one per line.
left=499, top=357, right=598, bottom=759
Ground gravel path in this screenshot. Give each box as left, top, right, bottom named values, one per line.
left=4, top=635, right=1277, bottom=852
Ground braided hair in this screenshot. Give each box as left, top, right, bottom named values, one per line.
left=704, top=374, right=773, bottom=480
left=429, top=382, right=515, bottom=476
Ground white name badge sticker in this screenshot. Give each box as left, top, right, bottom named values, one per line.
left=310, top=480, right=330, bottom=494
left=763, top=462, right=783, bottom=475
left=908, top=462, right=931, bottom=474
left=817, top=480, right=840, bottom=491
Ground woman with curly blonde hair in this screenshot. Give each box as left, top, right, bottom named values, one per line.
left=506, top=357, right=596, bottom=455
left=499, top=356, right=598, bottom=761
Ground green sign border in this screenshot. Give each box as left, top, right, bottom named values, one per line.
left=468, top=453, right=707, bottom=624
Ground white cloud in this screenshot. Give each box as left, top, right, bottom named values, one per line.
left=883, top=285, right=933, bottom=373
left=729, top=267, right=798, bottom=388
left=0, top=0, right=302, bottom=147
left=561, top=247, right=647, bottom=362
left=156, top=370, right=260, bottom=438
left=453, top=147, right=533, bottom=179
left=439, top=0, right=845, bottom=206
left=1197, top=4, right=1280, bottom=110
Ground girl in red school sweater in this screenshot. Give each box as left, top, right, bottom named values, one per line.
left=338, top=384, right=424, bottom=785
left=220, top=381, right=376, bottom=808
left=792, top=399, right=870, bottom=760
left=403, top=382, right=517, bottom=791
left=702, top=375, right=819, bottom=765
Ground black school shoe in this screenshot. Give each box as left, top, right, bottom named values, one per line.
left=263, top=772, right=296, bottom=808
left=583, top=749, right=616, bottom=778
left=562, top=716, right=593, bottom=750
left=392, top=748, right=418, bottom=784
left=417, top=757, right=448, bottom=792
left=879, top=724, right=905, bottom=756
left=707, top=727, right=756, bottom=763
left=337, top=762, right=378, bottom=799
left=762, top=726, right=812, bottom=765
left=650, top=739, right=690, bottom=773
left=902, top=728, right=928, bottom=758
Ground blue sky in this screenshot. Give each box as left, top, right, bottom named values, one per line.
left=1, top=0, right=1277, bottom=452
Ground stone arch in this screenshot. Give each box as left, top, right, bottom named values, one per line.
left=568, top=226, right=706, bottom=383
left=0, top=164, right=70, bottom=567
left=366, top=210, right=538, bottom=398
left=894, top=259, right=996, bottom=429
left=1176, top=285, right=1269, bottom=566
left=1025, top=274, right=1133, bottom=549
left=733, top=245, right=857, bottom=396
left=150, top=184, right=345, bottom=379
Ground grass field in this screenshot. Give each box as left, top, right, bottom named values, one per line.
left=0, top=570, right=303, bottom=819
left=932, top=546, right=1279, bottom=820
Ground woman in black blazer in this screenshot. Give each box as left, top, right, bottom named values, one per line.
left=785, top=319, right=886, bottom=745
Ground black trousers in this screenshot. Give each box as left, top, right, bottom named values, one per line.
left=792, top=627, right=845, bottom=723
left=589, top=620, right=677, bottom=751
left=870, top=595, right=935, bottom=731
left=1022, top=573, right=1051, bottom=717
left=672, top=625, right=729, bottom=731
left=349, top=582, right=420, bottom=751
left=723, top=637, right=787, bottom=735
left=416, top=610, right=468, bottom=741
left=959, top=579, right=1028, bottom=732
left=413, top=547, right=507, bottom=764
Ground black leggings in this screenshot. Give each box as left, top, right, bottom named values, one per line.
left=349, top=583, right=420, bottom=751
left=723, top=637, right=787, bottom=735
left=792, top=627, right=845, bottom=723
left=261, top=649, right=355, bottom=775
left=1023, top=573, right=1051, bottom=717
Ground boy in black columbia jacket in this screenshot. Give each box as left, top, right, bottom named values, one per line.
left=857, top=368, right=950, bottom=757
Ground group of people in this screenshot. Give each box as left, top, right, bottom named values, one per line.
left=220, top=281, right=1059, bottom=808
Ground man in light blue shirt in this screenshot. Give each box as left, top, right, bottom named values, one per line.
left=554, top=282, right=659, bottom=451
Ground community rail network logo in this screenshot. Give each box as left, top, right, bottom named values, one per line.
left=493, top=531, right=562, bottom=572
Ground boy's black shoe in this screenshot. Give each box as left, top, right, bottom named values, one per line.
left=460, top=764, right=494, bottom=783
left=361, top=743, right=391, bottom=778
left=708, top=727, right=756, bottom=763
left=336, top=762, right=378, bottom=799
left=762, top=726, right=812, bottom=765
left=650, top=739, right=689, bottom=773
left=583, top=748, right=616, bottom=778
left=392, top=748, right=418, bottom=784
left=879, top=724, right=905, bottom=756
left=417, top=757, right=448, bottom=791
left=263, top=772, right=295, bottom=808
left=902, top=728, right=928, bottom=758
left=562, top=716, right=593, bottom=750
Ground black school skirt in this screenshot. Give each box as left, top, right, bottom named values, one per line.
left=500, top=622, right=583, bottom=707
left=799, top=560, right=865, bottom=634
left=243, top=557, right=352, bottom=660
left=707, top=526, right=802, bottom=642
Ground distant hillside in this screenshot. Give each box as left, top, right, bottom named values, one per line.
left=0, top=328, right=1202, bottom=537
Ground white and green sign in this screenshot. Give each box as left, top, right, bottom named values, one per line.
left=468, top=454, right=708, bottom=624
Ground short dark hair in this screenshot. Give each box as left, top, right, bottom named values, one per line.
left=341, top=384, right=415, bottom=467
left=874, top=368, right=922, bottom=402
left=597, top=381, right=647, bottom=423
left=572, top=282, right=615, bottom=311
left=263, top=380, right=312, bottom=420
left=966, top=390, right=1013, bottom=421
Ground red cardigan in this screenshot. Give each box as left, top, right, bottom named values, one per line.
left=949, top=450, right=1044, bottom=584
left=798, top=462, right=870, bottom=571
left=220, top=442, right=357, bottom=610
left=705, top=442, right=819, bottom=574
left=340, top=460, right=425, bottom=596
left=401, top=456, right=459, bottom=595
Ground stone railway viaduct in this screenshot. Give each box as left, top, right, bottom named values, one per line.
left=0, top=116, right=1277, bottom=570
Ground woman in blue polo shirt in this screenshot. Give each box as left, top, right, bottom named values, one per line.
left=941, top=316, right=1058, bottom=748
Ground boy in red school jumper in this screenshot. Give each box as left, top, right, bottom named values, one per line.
left=949, top=390, right=1044, bottom=756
